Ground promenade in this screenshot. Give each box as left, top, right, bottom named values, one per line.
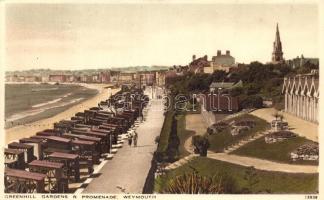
left=82, top=89, right=164, bottom=193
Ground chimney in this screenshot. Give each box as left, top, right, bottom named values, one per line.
left=217, top=50, right=221, bottom=56
left=226, top=50, right=230, bottom=56
left=192, top=55, right=196, bottom=61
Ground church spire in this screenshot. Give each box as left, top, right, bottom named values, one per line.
left=272, top=23, right=284, bottom=64
left=275, top=23, right=280, bottom=43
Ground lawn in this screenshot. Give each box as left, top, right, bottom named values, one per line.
left=208, top=114, right=269, bottom=152
left=176, top=114, right=195, bottom=158
left=231, top=136, right=318, bottom=165
left=155, top=157, right=318, bottom=194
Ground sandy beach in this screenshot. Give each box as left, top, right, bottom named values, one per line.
left=5, top=84, right=120, bottom=145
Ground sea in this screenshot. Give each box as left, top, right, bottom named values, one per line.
left=5, top=83, right=98, bottom=129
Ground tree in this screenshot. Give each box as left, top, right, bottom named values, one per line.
left=240, top=95, right=263, bottom=109
left=192, top=135, right=210, bottom=156
left=211, top=70, right=227, bottom=82
left=229, top=87, right=244, bottom=97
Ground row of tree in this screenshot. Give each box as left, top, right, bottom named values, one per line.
left=166, top=61, right=318, bottom=110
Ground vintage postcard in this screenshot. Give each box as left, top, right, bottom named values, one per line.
left=0, top=0, right=322, bottom=200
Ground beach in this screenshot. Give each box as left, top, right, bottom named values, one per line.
left=5, top=83, right=99, bottom=128
left=5, top=83, right=120, bottom=145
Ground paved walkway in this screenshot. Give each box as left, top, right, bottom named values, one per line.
left=207, top=152, right=318, bottom=173
left=251, top=108, right=318, bottom=142
left=166, top=114, right=207, bottom=170
left=82, top=91, right=164, bottom=193
left=183, top=114, right=208, bottom=152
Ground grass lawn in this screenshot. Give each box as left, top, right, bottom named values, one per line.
left=176, top=114, right=195, bottom=158
left=208, top=114, right=269, bottom=152
left=155, top=157, right=318, bottom=194
left=231, top=136, right=318, bottom=165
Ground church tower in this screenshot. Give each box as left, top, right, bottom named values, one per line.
left=272, top=23, right=284, bottom=64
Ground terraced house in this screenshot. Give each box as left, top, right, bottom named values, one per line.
left=282, top=70, right=319, bottom=123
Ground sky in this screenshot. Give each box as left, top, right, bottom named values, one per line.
left=4, top=3, right=319, bottom=71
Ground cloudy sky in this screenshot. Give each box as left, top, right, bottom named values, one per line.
left=5, top=3, right=319, bottom=70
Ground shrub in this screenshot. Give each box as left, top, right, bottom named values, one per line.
left=166, top=114, right=180, bottom=162
left=240, top=95, right=263, bottom=109
left=156, top=111, right=180, bottom=162
left=192, top=135, right=210, bottom=156
left=162, top=171, right=237, bottom=194
left=155, top=136, right=160, bottom=144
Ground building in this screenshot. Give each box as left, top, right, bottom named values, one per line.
left=110, top=71, right=120, bottom=83
left=155, top=71, right=166, bottom=86
left=92, top=74, right=100, bottom=83
left=189, top=55, right=209, bottom=73
left=118, top=72, right=135, bottom=84
left=287, top=55, right=319, bottom=69
left=24, top=76, right=40, bottom=82
left=65, top=75, right=77, bottom=82
left=99, top=71, right=111, bottom=83
left=190, top=50, right=236, bottom=74
left=5, top=75, right=19, bottom=82
left=271, top=23, right=284, bottom=64
left=80, top=75, right=93, bottom=83
left=41, top=76, right=49, bottom=83
left=282, top=72, right=319, bottom=123
left=204, top=51, right=236, bottom=73
left=210, top=50, right=235, bottom=72
left=138, top=72, right=156, bottom=86
left=209, top=81, right=243, bottom=92
left=49, top=75, right=66, bottom=83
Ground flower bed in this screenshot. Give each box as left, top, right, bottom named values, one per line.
left=265, top=131, right=296, bottom=144
left=290, top=142, right=319, bottom=161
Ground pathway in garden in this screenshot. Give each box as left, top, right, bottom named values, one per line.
left=223, top=130, right=272, bottom=153
left=251, top=108, right=318, bottom=142
left=81, top=89, right=165, bottom=193
left=183, top=114, right=209, bottom=152
left=207, top=152, right=318, bottom=173
left=166, top=112, right=318, bottom=174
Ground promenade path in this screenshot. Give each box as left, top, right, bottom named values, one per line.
left=251, top=108, right=318, bottom=142
left=82, top=92, right=164, bottom=193
left=174, top=113, right=318, bottom=174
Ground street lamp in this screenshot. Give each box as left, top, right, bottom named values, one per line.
left=217, top=88, right=222, bottom=112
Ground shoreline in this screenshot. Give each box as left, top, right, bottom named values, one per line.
left=5, top=83, right=98, bottom=129
left=5, top=83, right=120, bottom=145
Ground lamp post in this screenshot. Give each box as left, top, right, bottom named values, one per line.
left=217, top=88, right=222, bottom=112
